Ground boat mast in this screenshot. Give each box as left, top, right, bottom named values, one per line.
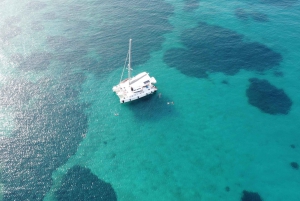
left=128, top=39, right=132, bottom=80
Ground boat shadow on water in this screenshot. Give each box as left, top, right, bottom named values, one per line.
left=125, top=92, right=176, bottom=121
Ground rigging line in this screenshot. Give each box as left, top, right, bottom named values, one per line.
left=119, top=51, right=129, bottom=83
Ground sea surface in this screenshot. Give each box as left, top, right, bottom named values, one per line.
left=0, top=0, right=299, bottom=200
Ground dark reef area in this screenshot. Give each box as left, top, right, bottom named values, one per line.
left=0, top=74, right=88, bottom=201
left=246, top=78, right=292, bottom=115
left=235, top=8, right=269, bottom=22
left=183, top=0, right=200, bottom=11
left=164, top=22, right=282, bottom=78
left=241, top=190, right=263, bottom=201
left=290, top=162, right=299, bottom=170
left=55, top=165, right=117, bottom=201
left=260, top=0, right=298, bottom=7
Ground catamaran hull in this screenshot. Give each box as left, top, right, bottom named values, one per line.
left=120, top=87, right=157, bottom=103
left=112, top=72, right=158, bottom=104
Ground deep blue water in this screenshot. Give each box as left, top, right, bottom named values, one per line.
left=0, top=0, right=300, bottom=200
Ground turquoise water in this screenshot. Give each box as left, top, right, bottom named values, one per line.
left=0, top=0, right=300, bottom=200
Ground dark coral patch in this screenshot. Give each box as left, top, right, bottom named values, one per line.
left=0, top=77, right=88, bottom=200
left=235, top=8, right=269, bottom=22
left=55, top=50, right=89, bottom=71
left=10, top=53, right=24, bottom=65
left=65, top=20, right=91, bottom=34
left=11, top=52, right=53, bottom=71
left=260, top=0, right=298, bottom=7
left=250, top=12, right=269, bottom=22
left=184, top=0, right=200, bottom=11
left=31, top=21, right=44, bottom=31
left=60, top=72, right=87, bottom=86
left=290, top=144, right=295, bottom=148
left=246, top=78, right=292, bottom=115
left=222, top=80, right=229, bottom=85
left=46, top=35, right=89, bottom=69
left=1, top=16, right=22, bottom=41
left=273, top=70, right=284, bottom=77
left=55, top=165, right=117, bottom=201
left=43, top=12, right=57, bottom=20
left=290, top=162, right=299, bottom=170
left=0, top=79, right=38, bottom=106
left=26, top=1, right=47, bottom=10
left=241, top=190, right=263, bottom=201
left=164, top=22, right=281, bottom=78
left=46, top=35, right=72, bottom=50
left=0, top=24, right=22, bottom=41
left=235, top=8, right=249, bottom=20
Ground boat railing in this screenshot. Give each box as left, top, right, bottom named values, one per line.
left=121, top=78, right=129, bottom=83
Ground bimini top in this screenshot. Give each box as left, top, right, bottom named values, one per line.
left=130, top=72, right=156, bottom=90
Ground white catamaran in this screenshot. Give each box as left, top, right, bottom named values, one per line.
left=112, top=39, right=157, bottom=103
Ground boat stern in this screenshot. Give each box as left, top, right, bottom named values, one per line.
left=112, top=85, right=119, bottom=92
left=150, top=77, right=157, bottom=84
